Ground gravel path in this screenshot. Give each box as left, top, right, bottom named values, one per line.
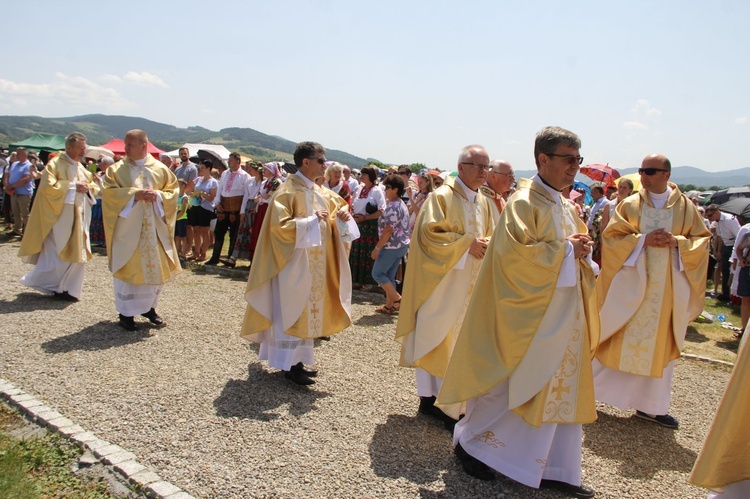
left=0, top=238, right=731, bottom=498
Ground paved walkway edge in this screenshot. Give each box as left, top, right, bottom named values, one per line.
left=0, top=378, right=195, bottom=499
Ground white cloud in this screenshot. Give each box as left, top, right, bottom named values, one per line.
left=736, top=117, right=748, bottom=125
left=623, top=121, right=648, bottom=130
left=631, top=99, right=662, bottom=121
left=0, top=73, right=133, bottom=113
left=100, top=74, right=122, bottom=83
left=123, top=71, right=169, bottom=88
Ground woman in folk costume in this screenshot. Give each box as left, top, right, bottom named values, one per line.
left=349, top=165, right=386, bottom=290
left=248, top=162, right=282, bottom=261
left=406, top=171, right=434, bottom=233
left=323, top=162, right=351, bottom=207
left=223, top=161, right=263, bottom=267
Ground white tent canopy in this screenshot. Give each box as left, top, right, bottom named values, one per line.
left=165, top=143, right=232, bottom=160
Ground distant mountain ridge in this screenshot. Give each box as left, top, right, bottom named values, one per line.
left=0, top=114, right=372, bottom=167
left=511, top=166, right=750, bottom=190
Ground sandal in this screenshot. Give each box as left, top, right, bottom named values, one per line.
left=376, top=305, right=398, bottom=315
left=733, top=331, right=744, bottom=339
left=392, top=299, right=401, bottom=311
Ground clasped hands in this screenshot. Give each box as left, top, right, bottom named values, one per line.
left=644, top=228, right=678, bottom=248
left=315, top=209, right=351, bottom=222
left=566, top=233, right=594, bottom=259
left=468, top=237, right=490, bottom=259
left=75, top=181, right=90, bottom=194
left=134, top=188, right=158, bottom=203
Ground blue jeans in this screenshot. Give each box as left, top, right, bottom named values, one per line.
left=371, top=245, right=409, bottom=288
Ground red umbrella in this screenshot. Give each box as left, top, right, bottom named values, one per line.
left=580, top=163, right=620, bottom=186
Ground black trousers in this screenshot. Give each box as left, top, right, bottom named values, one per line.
left=209, top=212, right=240, bottom=262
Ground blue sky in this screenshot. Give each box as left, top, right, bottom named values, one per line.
left=2, top=0, right=748, bottom=171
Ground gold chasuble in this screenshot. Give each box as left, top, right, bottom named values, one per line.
left=241, top=175, right=352, bottom=341
left=19, top=154, right=99, bottom=264
left=438, top=178, right=599, bottom=428
left=395, top=178, right=496, bottom=377
left=597, top=184, right=709, bottom=377
left=101, top=157, right=180, bottom=285
left=690, top=335, right=750, bottom=491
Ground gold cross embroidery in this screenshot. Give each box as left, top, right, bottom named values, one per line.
left=627, top=341, right=649, bottom=358
left=551, top=378, right=570, bottom=401
left=310, top=303, right=320, bottom=318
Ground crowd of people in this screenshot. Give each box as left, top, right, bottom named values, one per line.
left=2, top=127, right=748, bottom=498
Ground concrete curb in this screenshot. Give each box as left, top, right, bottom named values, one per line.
left=0, top=378, right=195, bottom=499
left=682, top=352, right=735, bottom=367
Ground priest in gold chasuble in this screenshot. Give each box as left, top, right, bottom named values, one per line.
left=19, top=132, right=99, bottom=300
left=595, top=154, right=709, bottom=428
left=241, top=141, right=352, bottom=386
left=395, top=145, right=496, bottom=426
left=689, top=333, right=750, bottom=498
left=102, top=130, right=180, bottom=331
left=438, top=128, right=599, bottom=497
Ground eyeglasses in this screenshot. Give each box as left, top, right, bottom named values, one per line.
left=398, top=171, right=411, bottom=176
left=308, top=157, right=326, bottom=164
left=546, top=154, right=584, bottom=165
left=638, top=168, right=669, bottom=176
left=493, top=171, right=515, bottom=178
left=460, top=162, right=490, bottom=171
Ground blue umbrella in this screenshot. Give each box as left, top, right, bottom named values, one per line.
left=573, top=181, right=593, bottom=205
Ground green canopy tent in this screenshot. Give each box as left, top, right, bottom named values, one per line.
left=9, top=133, right=66, bottom=153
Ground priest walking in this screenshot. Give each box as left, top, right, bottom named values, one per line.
left=439, top=127, right=599, bottom=497
left=395, top=144, right=496, bottom=428
left=102, top=129, right=181, bottom=331
left=241, top=141, right=352, bottom=385
left=18, top=132, right=99, bottom=300
left=594, top=154, right=710, bottom=428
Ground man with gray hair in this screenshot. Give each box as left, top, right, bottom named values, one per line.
left=18, top=132, right=99, bottom=301
left=481, top=159, right=514, bottom=215
left=396, top=144, right=497, bottom=429
left=439, top=127, right=598, bottom=497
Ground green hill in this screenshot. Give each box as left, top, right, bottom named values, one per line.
left=0, top=114, right=373, bottom=166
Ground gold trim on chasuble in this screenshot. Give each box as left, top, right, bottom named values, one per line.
left=541, top=199, right=587, bottom=424
left=616, top=205, right=673, bottom=376
left=305, top=189, right=327, bottom=339
left=134, top=166, right=162, bottom=286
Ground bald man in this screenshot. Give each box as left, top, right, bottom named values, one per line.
left=595, top=154, right=710, bottom=429
left=480, top=159, right=514, bottom=215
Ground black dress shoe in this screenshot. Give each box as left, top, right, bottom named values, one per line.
left=141, top=308, right=164, bottom=325
left=635, top=410, right=679, bottom=428
left=418, top=396, right=437, bottom=415
left=454, top=443, right=495, bottom=481
left=540, top=479, right=595, bottom=498
left=204, top=259, right=220, bottom=266
left=118, top=314, right=139, bottom=331
left=320, top=336, right=331, bottom=341
left=284, top=368, right=315, bottom=386
left=294, top=362, right=317, bottom=377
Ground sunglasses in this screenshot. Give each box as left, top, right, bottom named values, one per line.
left=546, top=154, right=584, bottom=166
left=638, top=168, right=669, bottom=176
left=308, top=157, right=326, bottom=164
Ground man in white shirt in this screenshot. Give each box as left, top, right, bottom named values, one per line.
left=206, top=152, right=249, bottom=265
left=705, top=204, right=741, bottom=301
left=588, top=184, right=607, bottom=229
left=343, top=164, right=361, bottom=199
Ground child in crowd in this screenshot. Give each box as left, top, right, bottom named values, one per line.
left=175, top=179, right=189, bottom=261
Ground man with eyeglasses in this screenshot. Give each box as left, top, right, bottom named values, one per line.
left=241, top=141, right=352, bottom=386
left=396, top=145, right=497, bottom=430
left=595, top=154, right=710, bottom=430
left=439, top=127, right=598, bottom=497
left=480, top=159, right=514, bottom=215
